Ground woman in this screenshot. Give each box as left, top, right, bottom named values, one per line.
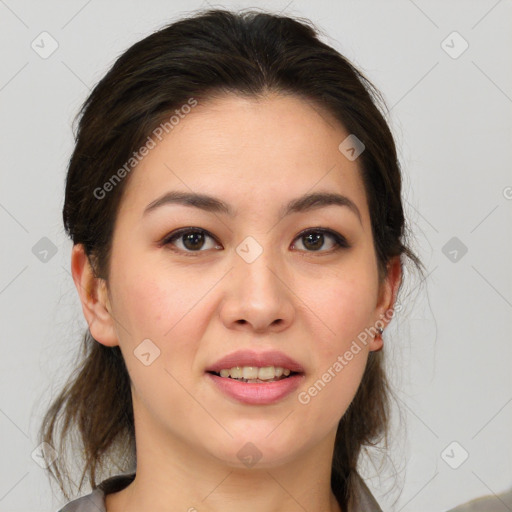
left=39, top=8, right=423, bottom=512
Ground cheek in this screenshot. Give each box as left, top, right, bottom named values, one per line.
left=294, top=270, right=376, bottom=418
left=113, top=262, right=222, bottom=378
left=305, top=271, right=377, bottom=354
left=106, top=272, right=187, bottom=397
left=298, top=280, right=372, bottom=424
left=111, top=268, right=204, bottom=410
left=114, top=261, right=205, bottom=339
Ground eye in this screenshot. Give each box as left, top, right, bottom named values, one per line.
left=292, top=228, right=350, bottom=253
left=160, top=227, right=350, bottom=256
left=161, top=227, right=220, bottom=255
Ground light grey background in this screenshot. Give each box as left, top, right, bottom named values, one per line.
left=1, top=1, right=511, bottom=511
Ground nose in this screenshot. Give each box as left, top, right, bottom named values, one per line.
left=219, top=244, right=295, bottom=334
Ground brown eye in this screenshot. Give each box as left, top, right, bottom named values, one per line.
left=162, top=228, right=220, bottom=254
left=161, top=226, right=349, bottom=256
left=293, top=229, right=349, bottom=253
left=181, top=231, right=206, bottom=251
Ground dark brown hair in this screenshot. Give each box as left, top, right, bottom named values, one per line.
left=39, top=7, right=424, bottom=509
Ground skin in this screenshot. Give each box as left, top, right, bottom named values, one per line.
left=72, top=92, right=401, bottom=512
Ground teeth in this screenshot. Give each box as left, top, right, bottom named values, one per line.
left=215, top=365, right=294, bottom=381
left=242, top=366, right=259, bottom=380
left=230, top=366, right=243, bottom=379
left=257, top=366, right=275, bottom=380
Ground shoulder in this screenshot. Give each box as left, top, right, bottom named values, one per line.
left=56, top=473, right=136, bottom=512
left=56, top=487, right=105, bottom=512
left=446, top=486, right=512, bottom=511
left=332, top=468, right=383, bottom=512
left=348, top=472, right=383, bottom=512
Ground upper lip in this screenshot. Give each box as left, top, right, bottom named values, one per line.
left=205, top=349, right=305, bottom=374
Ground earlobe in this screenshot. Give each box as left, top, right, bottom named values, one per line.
left=70, top=244, right=119, bottom=347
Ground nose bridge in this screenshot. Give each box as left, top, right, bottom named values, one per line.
left=220, top=233, right=294, bottom=332
left=234, top=233, right=284, bottom=298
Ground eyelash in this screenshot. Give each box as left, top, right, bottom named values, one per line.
left=159, top=227, right=350, bottom=257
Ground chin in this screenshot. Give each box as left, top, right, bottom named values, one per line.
left=203, top=432, right=307, bottom=470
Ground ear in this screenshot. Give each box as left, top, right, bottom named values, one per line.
left=70, top=244, right=119, bottom=347
left=369, top=255, right=402, bottom=351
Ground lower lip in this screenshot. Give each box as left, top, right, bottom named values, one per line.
left=206, top=372, right=304, bottom=405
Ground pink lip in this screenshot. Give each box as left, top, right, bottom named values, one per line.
left=206, top=372, right=305, bottom=405
left=205, top=349, right=305, bottom=374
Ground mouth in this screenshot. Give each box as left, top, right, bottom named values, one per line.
left=205, top=367, right=305, bottom=405
left=204, top=349, right=305, bottom=404
left=206, top=366, right=302, bottom=383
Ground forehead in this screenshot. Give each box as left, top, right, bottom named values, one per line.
left=118, top=92, right=369, bottom=223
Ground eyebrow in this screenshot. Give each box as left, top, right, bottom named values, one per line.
left=143, top=190, right=362, bottom=225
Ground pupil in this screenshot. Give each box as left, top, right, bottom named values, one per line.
left=304, top=232, right=323, bottom=251
left=183, top=232, right=204, bottom=250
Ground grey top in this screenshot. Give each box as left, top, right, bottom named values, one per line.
left=446, top=486, right=512, bottom=511
left=57, top=470, right=383, bottom=512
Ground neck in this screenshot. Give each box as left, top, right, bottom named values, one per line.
left=106, top=400, right=343, bottom=512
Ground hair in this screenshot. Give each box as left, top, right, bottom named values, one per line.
left=39, top=7, right=424, bottom=509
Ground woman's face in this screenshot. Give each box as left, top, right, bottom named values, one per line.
left=77, top=92, right=400, bottom=468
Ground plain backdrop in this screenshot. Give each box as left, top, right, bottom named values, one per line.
left=1, top=1, right=511, bottom=511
